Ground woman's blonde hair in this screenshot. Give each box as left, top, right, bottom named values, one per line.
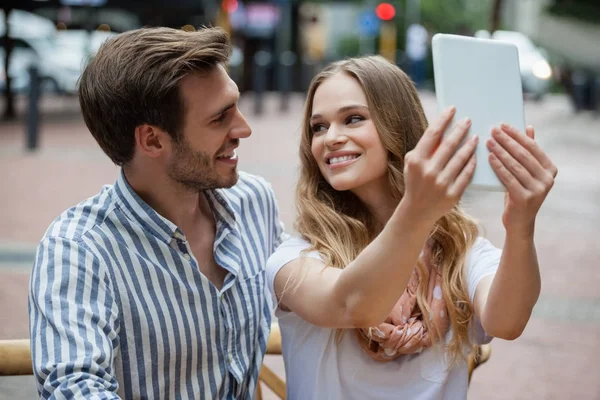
left=295, top=55, right=479, bottom=364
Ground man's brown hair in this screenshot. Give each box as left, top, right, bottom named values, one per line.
left=78, top=27, right=232, bottom=165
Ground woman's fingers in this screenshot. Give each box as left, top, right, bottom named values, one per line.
left=447, top=155, right=477, bottom=198
left=487, top=128, right=539, bottom=188
left=436, top=134, right=478, bottom=185
left=488, top=152, right=526, bottom=194
left=430, top=117, right=473, bottom=171
left=526, top=125, right=535, bottom=140
left=501, top=124, right=557, bottom=178
left=415, top=106, right=456, bottom=158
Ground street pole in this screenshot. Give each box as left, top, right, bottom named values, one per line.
left=379, top=21, right=397, bottom=63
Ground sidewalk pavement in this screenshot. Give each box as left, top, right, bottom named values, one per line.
left=1, top=92, right=599, bottom=399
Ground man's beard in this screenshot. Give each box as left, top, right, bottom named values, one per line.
left=166, top=138, right=238, bottom=192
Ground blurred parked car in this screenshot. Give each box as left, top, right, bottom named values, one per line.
left=0, top=9, right=56, bottom=94
left=45, top=30, right=118, bottom=94
left=475, top=29, right=553, bottom=100
left=1, top=10, right=117, bottom=95
left=492, top=30, right=553, bottom=100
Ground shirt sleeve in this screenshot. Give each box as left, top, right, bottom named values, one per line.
left=466, top=237, right=502, bottom=303
left=29, top=237, right=121, bottom=399
left=265, top=237, right=322, bottom=309
left=262, top=180, right=290, bottom=252
left=465, top=237, right=502, bottom=344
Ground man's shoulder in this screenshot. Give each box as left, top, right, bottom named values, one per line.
left=41, top=184, right=116, bottom=243
left=224, top=171, right=276, bottom=202
left=237, top=171, right=273, bottom=192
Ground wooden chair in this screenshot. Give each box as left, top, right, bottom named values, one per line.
left=0, top=330, right=286, bottom=399
left=255, top=326, right=492, bottom=398
left=257, top=323, right=286, bottom=399
left=0, top=324, right=489, bottom=399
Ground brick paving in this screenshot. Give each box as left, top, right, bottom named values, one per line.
left=1, top=92, right=599, bottom=399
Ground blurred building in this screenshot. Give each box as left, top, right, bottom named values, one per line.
left=503, top=0, right=600, bottom=74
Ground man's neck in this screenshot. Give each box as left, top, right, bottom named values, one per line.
left=123, top=166, right=207, bottom=231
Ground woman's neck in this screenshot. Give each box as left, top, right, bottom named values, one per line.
left=352, top=185, right=398, bottom=234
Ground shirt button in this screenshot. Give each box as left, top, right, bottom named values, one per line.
left=183, top=253, right=191, bottom=261
left=228, top=354, right=233, bottom=363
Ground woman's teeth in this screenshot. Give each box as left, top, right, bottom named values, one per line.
left=328, top=155, right=359, bottom=165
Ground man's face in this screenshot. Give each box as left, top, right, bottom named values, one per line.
left=166, top=65, right=251, bottom=191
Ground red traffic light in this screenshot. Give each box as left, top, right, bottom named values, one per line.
left=222, top=0, right=239, bottom=13
left=376, top=3, right=396, bottom=21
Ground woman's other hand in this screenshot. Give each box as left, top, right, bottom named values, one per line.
left=487, top=124, right=557, bottom=236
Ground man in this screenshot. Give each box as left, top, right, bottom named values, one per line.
left=405, top=23, right=428, bottom=88
left=29, top=27, right=285, bottom=399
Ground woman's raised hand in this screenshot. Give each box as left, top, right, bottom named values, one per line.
left=401, top=106, right=478, bottom=225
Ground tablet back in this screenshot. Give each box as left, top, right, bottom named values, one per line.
left=432, top=33, right=525, bottom=191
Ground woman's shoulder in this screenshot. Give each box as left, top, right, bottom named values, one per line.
left=464, top=236, right=502, bottom=301
left=272, top=236, right=312, bottom=257
left=267, top=236, right=322, bottom=273
left=467, top=236, right=502, bottom=264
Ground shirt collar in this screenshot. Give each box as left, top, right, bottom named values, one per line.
left=112, top=170, right=178, bottom=244
left=111, top=170, right=239, bottom=243
left=205, top=187, right=238, bottom=232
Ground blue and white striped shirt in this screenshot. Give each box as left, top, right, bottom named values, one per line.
left=29, top=170, right=284, bottom=399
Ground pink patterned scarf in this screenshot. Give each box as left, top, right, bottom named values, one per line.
left=356, top=241, right=449, bottom=361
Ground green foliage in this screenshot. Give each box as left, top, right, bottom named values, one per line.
left=336, top=34, right=362, bottom=58
left=547, top=0, right=600, bottom=24
left=420, top=0, right=494, bottom=35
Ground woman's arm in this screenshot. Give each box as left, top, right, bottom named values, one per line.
left=474, top=233, right=540, bottom=340
left=474, top=125, right=557, bottom=340
left=275, top=201, right=433, bottom=328
left=274, top=107, right=478, bottom=328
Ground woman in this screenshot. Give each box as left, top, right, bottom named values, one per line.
left=266, top=56, right=556, bottom=399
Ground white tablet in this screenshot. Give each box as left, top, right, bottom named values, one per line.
left=432, top=33, right=526, bottom=191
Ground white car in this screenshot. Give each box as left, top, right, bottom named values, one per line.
left=45, top=30, right=118, bottom=94
left=1, top=10, right=117, bottom=95
left=475, top=30, right=553, bottom=100
left=491, top=30, right=553, bottom=100
left=0, top=9, right=56, bottom=93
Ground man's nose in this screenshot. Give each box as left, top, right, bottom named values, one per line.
left=230, top=109, right=252, bottom=139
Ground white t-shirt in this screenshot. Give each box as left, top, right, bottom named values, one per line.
left=266, top=236, right=502, bottom=400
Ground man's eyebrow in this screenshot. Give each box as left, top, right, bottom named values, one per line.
left=208, top=103, right=236, bottom=120
left=310, top=104, right=369, bottom=121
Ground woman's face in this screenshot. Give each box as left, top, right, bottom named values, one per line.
left=310, top=72, right=389, bottom=197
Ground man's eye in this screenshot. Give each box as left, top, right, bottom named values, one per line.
left=212, top=113, right=226, bottom=124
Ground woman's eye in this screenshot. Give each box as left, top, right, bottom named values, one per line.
left=311, top=124, right=327, bottom=133
left=346, top=115, right=364, bottom=124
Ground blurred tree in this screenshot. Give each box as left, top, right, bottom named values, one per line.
left=547, top=0, right=600, bottom=24
left=420, top=0, right=493, bottom=35
left=337, top=34, right=361, bottom=58
left=2, top=6, right=15, bottom=120
left=490, top=0, right=503, bottom=33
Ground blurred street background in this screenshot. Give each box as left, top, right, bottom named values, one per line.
left=1, top=0, right=599, bottom=399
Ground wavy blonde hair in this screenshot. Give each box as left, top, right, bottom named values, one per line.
left=295, top=56, right=479, bottom=364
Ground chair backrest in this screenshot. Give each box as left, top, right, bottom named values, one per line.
left=0, top=339, right=32, bottom=376
left=0, top=325, right=489, bottom=399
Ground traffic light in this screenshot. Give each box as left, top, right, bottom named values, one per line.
left=222, top=0, right=239, bottom=14
left=375, top=3, right=397, bottom=63
left=375, top=3, right=396, bottom=21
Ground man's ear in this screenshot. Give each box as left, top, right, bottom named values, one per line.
left=134, top=124, right=169, bottom=159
